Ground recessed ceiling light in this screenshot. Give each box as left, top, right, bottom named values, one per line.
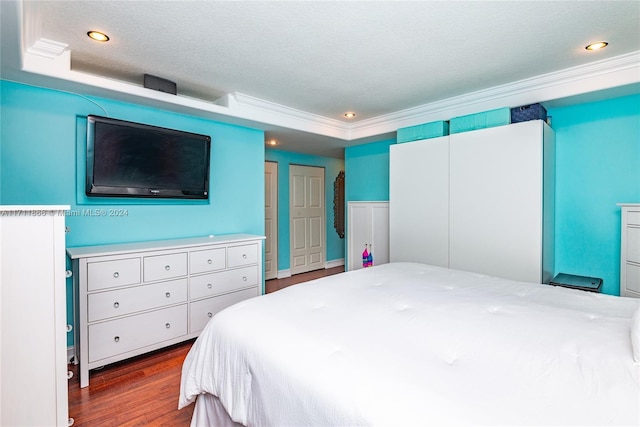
left=87, top=31, right=110, bottom=42
left=344, top=112, right=356, bottom=119
left=585, top=41, right=608, bottom=51
left=266, top=139, right=278, bottom=146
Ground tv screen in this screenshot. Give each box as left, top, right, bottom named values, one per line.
left=86, top=115, right=211, bottom=199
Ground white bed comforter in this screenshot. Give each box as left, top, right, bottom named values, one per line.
left=179, top=263, right=640, bottom=426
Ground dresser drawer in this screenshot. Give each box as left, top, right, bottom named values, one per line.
left=189, top=287, right=258, bottom=333
left=228, top=244, right=258, bottom=267
left=88, top=305, right=187, bottom=362
left=628, top=211, right=640, bottom=226
left=190, top=266, right=258, bottom=300
left=190, top=247, right=226, bottom=274
left=625, top=263, right=640, bottom=294
left=88, top=278, right=188, bottom=322
left=143, top=252, right=187, bottom=282
left=87, top=258, right=141, bottom=291
left=627, top=227, right=640, bottom=264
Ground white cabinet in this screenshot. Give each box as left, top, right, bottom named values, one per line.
left=1, top=205, right=70, bottom=427
left=619, top=204, right=640, bottom=298
left=390, top=135, right=449, bottom=267
left=390, top=120, right=555, bottom=284
left=347, top=202, right=389, bottom=271
left=67, top=234, right=264, bottom=388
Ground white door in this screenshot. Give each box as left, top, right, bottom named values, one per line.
left=265, top=161, right=278, bottom=280
left=390, top=137, right=449, bottom=267
left=289, top=165, right=325, bottom=275
left=449, top=120, right=544, bottom=283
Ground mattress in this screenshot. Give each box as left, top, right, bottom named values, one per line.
left=179, top=262, right=640, bottom=426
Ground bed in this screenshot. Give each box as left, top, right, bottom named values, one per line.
left=179, top=262, right=640, bottom=426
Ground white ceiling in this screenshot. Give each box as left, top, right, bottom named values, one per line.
left=1, top=0, right=639, bottom=158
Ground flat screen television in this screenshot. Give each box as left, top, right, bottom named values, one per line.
left=86, top=115, right=211, bottom=199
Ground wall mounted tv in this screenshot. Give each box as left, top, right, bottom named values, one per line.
left=86, top=115, right=211, bottom=199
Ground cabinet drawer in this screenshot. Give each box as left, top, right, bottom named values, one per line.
left=190, top=266, right=258, bottom=300
left=625, top=263, right=640, bottom=294
left=88, top=278, right=188, bottom=322
left=143, top=252, right=187, bottom=282
left=627, top=227, right=640, bottom=264
left=628, top=211, right=640, bottom=226
left=189, top=287, right=258, bottom=333
left=87, top=258, right=141, bottom=291
left=228, top=243, right=258, bottom=267
left=88, top=305, right=187, bottom=362
left=190, top=247, right=226, bottom=274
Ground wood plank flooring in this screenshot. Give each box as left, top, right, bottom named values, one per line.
left=68, top=265, right=344, bottom=426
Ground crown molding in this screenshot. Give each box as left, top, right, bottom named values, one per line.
left=348, top=50, right=640, bottom=140
left=17, top=32, right=640, bottom=143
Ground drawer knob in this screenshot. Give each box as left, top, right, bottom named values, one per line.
left=165, top=292, right=171, bottom=298
left=165, top=323, right=171, bottom=329
left=165, top=265, right=171, bottom=271
left=67, top=370, right=74, bottom=379
left=208, top=312, right=213, bottom=318
left=114, top=336, right=120, bottom=343
left=113, top=272, right=119, bottom=278
left=114, top=302, right=119, bottom=308
left=242, top=254, right=247, bottom=259
left=242, top=276, right=247, bottom=281
left=207, top=259, right=212, bottom=264
left=207, top=283, right=212, bottom=289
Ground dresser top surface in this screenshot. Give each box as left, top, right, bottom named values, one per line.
left=66, top=233, right=265, bottom=259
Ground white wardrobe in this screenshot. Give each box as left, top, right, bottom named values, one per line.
left=1, top=206, right=70, bottom=426
left=347, top=202, right=389, bottom=271
left=390, top=120, right=555, bottom=284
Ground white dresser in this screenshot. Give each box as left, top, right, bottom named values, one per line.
left=67, top=234, right=264, bottom=388
left=619, top=204, right=640, bottom=298
left=1, top=206, right=71, bottom=427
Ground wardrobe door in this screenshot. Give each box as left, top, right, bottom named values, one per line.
left=389, top=136, right=449, bottom=267
left=449, top=121, right=545, bottom=283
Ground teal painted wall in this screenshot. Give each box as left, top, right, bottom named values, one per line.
left=344, top=139, right=394, bottom=201
left=264, top=149, right=345, bottom=271
left=344, top=96, right=639, bottom=296
left=548, top=94, right=640, bottom=295
left=1, top=80, right=265, bottom=344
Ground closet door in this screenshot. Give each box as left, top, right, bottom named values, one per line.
left=389, top=136, right=449, bottom=267
left=449, top=120, right=547, bottom=283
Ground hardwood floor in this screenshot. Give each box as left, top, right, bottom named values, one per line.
left=67, top=265, right=345, bottom=426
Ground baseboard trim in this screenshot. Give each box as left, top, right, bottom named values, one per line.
left=325, top=258, right=345, bottom=269
left=277, top=269, right=292, bottom=279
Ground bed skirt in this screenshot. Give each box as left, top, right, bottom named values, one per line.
left=191, top=393, right=244, bottom=427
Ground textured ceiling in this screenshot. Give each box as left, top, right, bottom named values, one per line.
left=3, top=1, right=640, bottom=157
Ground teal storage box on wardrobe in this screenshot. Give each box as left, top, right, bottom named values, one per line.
left=397, top=121, right=449, bottom=143
left=449, top=108, right=511, bottom=134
